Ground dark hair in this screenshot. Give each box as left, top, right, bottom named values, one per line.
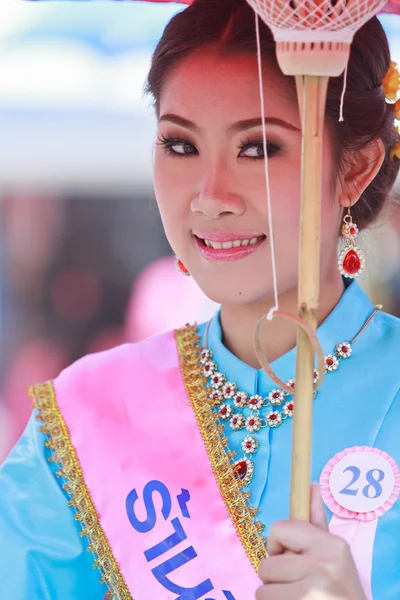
left=145, top=0, right=399, bottom=230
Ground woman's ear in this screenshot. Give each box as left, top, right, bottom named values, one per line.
left=338, top=137, right=385, bottom=208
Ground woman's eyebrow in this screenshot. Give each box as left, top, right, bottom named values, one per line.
left=229, top=117, right=301, bottom=132
left=158, top=113, right=301, bottom=133
left=159, top=114, right=199, bottom=131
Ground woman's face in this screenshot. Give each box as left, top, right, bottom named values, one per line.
left=154, top=48, right=342, bottom=306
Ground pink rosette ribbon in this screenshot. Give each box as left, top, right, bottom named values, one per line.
left=320, top=446, right=400, bottom=600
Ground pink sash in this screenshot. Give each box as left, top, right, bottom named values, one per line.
left=32, top=328, right=263, bottom=599
left=31, top=326, right=377, bottom=599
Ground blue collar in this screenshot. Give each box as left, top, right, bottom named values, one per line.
left=202, top=281, right=374, bottom=397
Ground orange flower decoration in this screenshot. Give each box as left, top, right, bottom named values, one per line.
left=390, top=140, right=400, bottom=160
left=382, top=61, right=400, bottom=102
left=395, top=98, right=400, bottom=121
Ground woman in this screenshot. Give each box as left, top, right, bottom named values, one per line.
left=1, top=0, right=400, bottom=598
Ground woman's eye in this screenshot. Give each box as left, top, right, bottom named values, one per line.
left=157, top=136, right=280, bottom=160
left=239, top=141, right=280, bottom=160
left=157, top=135, right=197, bottom=157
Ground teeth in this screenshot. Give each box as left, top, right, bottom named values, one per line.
left=202, top=236, right=264, bottom=249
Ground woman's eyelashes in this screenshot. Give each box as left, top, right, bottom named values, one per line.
left=156, top=134, right=281, bottom=160
left=157, top=134, right=198, bottom=157
left=238, top=138, right=281, bottom=160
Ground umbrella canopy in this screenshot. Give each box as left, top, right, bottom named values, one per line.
left=143, top=0, right=400, bottom=13
left=25, top=0, right=400, bottom=12
left=382, top=1, right=400, bottom=12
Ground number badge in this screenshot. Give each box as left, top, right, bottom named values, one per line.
left=320, top=446, right=400, bottom=521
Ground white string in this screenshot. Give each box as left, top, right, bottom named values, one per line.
left=339, top=64, right=348, bottom=122
left=255, top=13, right=279, bottom=322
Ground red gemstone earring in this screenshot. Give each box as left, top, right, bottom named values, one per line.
left=175, top=257, right=190, bottom=276
left=337, top=207, right=365, bottom=278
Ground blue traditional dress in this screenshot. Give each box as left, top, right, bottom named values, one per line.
left=1, top=280, right=400, bottom=599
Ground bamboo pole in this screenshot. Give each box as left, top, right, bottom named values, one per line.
left=290, top=74, right=329, bottom=521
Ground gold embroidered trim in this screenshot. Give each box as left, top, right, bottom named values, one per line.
left=175, top=325, right=267, bottom=572
left=29, top=381, right=133, bottom=600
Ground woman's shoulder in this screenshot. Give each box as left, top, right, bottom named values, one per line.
left=29, top=327, right=193, bottom=423
left=55, top=328, right=182, bottom=388
left=376, top=306, right=400, bottom=338
left=357, top=306, right=400, bottom=393
left=364, top=309, right=400, bottom=446
left=373, top=309, right=400, bottom=453
left=373, top=308, right=400, bottom=372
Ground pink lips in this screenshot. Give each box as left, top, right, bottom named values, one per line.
left=194, top=233, right=266, bottom=262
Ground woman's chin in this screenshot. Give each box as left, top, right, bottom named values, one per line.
left=190, top=263, right=298, bottom=308
left=192, top=278, right=275, bottom=308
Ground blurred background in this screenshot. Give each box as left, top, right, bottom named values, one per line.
left=0, top=1, right=399, bottom=460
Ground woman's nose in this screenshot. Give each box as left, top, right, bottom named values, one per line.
left=190, top=169, right=245, bottom=219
